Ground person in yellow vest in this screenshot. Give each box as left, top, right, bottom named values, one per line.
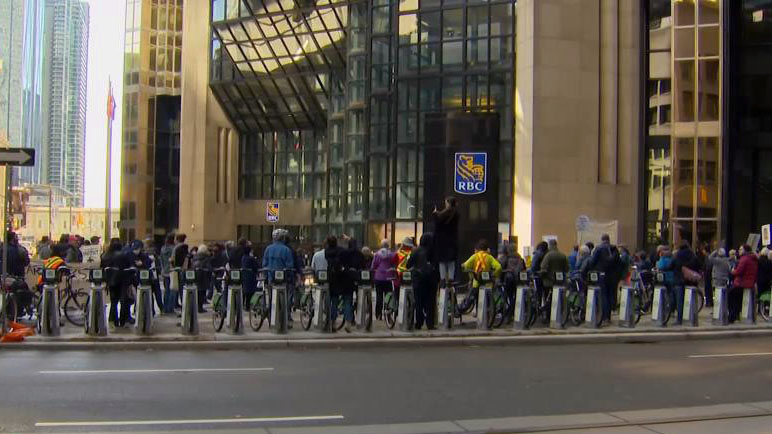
left=461, top=239, right=502, bottom=289
left=37, top=245, right=67, bottom=286
left=395, top=237, right=414, bottom=289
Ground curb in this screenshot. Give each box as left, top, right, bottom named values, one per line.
left=4, top=327, right=772, bottom=351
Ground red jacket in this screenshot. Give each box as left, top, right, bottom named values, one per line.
left=732, top=253, right=758, bottom=289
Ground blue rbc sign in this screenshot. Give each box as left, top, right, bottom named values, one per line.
left=454, top=152, right=487, bottom=195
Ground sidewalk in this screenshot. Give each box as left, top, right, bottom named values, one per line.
left=8, top=301, right=772, bottom=350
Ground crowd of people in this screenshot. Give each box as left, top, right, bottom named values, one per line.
left=17, top=193, right=772, bottom=331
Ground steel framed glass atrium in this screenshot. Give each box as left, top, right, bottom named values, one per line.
left=209, top=0, right=515, bottom=245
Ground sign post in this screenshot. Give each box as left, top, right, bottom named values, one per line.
left=0, top=147, right=35, bottom=286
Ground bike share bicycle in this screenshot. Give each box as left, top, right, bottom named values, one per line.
left=249, top=269, right=271, bottom=332
left=84, top=268, right=108, bottom=336
left=513, top=271, right=536, bottom=330
left=549, top=271, right=569, bottom=329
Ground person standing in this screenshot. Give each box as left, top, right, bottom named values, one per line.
left=540, top=239, right=569, bottom=294
left=432, top=197, right=459, bottom=285
left=242, top=245, right=261, bottom=309
left=498, top=243, right=525, bottom=319
left=407, top=233, right=437, bottom=330
left=709, top=248, right=731, bottom=290
left=730, top=245, right=758, bottom=323
left=568, top=245, right=579, bottom=272
left=311, top=240, right=330, bottom=274
left=324, top=236, right=348, bottom=332
left=160, top=234, right=176, bottom=314
left=587, top=234, right=619, bottom=325
left=371, top=239, right=397, bottom=320
left=192, top=245, right=212, bottom=313
left=660, top=241, right=699, bottom=325
left=756, top=248, right=772, bottom=303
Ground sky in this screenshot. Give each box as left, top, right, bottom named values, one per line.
left=83, top=0, right=125, bottom=208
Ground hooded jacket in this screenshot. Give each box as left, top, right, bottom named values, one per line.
left=371, top=247, right=397, bottom=282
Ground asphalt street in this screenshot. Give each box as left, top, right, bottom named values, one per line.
left=3, top=337, right=772, bottom=433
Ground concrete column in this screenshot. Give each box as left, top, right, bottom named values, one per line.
left=599, top=0, right=619, bottom=184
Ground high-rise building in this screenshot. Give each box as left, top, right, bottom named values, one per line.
left=177, top=0, right=772, bottom=253
left=20, top=0, right=47, bottom=186
left=0, top=0, right=25, bottom=150
left=119, top=0, right=183, bottom=242
left=43, top=0, right=89, bottom=206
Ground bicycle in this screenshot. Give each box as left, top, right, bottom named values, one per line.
left=758, top=287, right=770, bottom=322
left=211, top=267, right=228, bottom=332
left=54, top=267, right=89, bottom=327
left=249, top=269, right=271, bottom=331
left=383, top=280, right=398, bottom=329
left=566, top=274, right=586, bottom=326
left=299, top=270, right=316, bottom=331
left=652, top=271, right=676, bottom=325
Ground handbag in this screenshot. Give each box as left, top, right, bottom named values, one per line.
left=169, top=271, right=179, bottom=291
left=682, top=266, right=702, bottom=284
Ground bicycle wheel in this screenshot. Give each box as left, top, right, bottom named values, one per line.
left=212, top=295, right=225, bottom=332
left=525, top=292, right=538, bottom=328
left=492, top=294, right=507, bottom=329
left=485, top=293, right=496, bottom=329
left=300, top=294, right=314, bottom=331
left=632, top=292, right=643, bottom=325
left=64, top=290, right=88, bottom=327
left=662, top=292, right=674, bottom=325
left=460, top=291, right=476, bottom=315
left=568, top=291, right=585, bottom=326
left=1, top=294, right=17, bottom=335
left=249, top=294, right=267, bottom=332
left=384, top=293, right=396, bottom=329
left=758, top=291, right=770, bottom=322
left=695, top=289, right=705, bottom=314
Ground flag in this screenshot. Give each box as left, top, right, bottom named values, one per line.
left=107, top=80, right=116, bottom=121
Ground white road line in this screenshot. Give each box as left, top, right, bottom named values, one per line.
left=35, top=415, right=344, bottom=427
left=38, top=367, right=274, bottom=374
left=689, top=352, right=772, bottom=358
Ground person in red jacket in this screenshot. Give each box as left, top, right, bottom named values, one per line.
left=730, top=244, right=758, bottom=322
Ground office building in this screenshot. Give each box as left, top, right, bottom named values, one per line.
left=119, top=0, right=183, bottom=242
left=43, top=0, right=89, bottom=206
left=177, top=0, right=772, bottom=253
left=0, top=0, right=26, bottom=151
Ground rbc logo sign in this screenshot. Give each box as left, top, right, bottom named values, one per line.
left=266, top=202, right=280, bottom=223
left=454, top=152, right=487, bottom=195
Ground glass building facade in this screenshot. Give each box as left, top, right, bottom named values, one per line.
left=209, top=0, right=515, bottom=246
left=120, top=0, right=183, bottom=241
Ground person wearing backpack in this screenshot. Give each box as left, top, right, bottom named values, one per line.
left=660, top=241, right=699, bottom=325
left=587, top=234, right=619, bottom=325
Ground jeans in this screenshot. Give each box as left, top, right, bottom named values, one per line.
left=728, top=287, right=744, bottom=323
left=374, top=280, right=392, bottom=319
left=331, top=293, right=354, bottom=324
left=439, top=262, right=455, bottom=282
left=414, top=276, right=436, bottom=329
left=108, top=284, right=130, bottom=326
left=163, top=276, right=177, bottom=313
left=600, top=278, right=613, bottom=322
left=673, top=285, right=685, bottom=323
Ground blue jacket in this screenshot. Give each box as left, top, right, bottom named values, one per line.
left=262, top=241, right=294, bottom=277
left=656, top=256, right=674, bottom=285
left=568, top=251, right=578, bottom=272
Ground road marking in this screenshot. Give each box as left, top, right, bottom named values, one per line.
left=39, top=367, right=274, bottom=374
left=35, top=415, right=344, bottom=427
left=689, top=352, right=772, bottom=359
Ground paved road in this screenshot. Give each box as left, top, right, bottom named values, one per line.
left=3, top=337, right=772, bottom=433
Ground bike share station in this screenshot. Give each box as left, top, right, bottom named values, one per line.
left=741, top=287, right=756, bottom=325
left=356, top=270, right=373, bottom=332
left=652, top=272, right=669, bottom=327
left=683, top=284, right=700, bottom=327
left=477, top=271, right=494, bottom=330
left=513, top=272, right=532, bottom=330
left=550, top=272, right=567, bottom=329
left=39, top=268, right=61, bottom=337
left=134, top=270, right=154, bottom=335
left=226, top=269, right=244, bottom=335
left=438, top=280, right=456, bottom=330
left=270, top=270, right=289, bottom=334
left=713, top=281, right=729, bottom=326
left=85, top=269, right=108, bottom=336
left=181, top=270, right=199, bottom=335
left=618, top=281, right=636, bottom=329
left=584, top=272, right=603, bottom=328
left=313, top=270, right=332, bottom=332
left=398, top=271, right=415, bottom=331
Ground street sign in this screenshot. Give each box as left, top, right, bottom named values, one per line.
left=0, top=148, right=35, bottom=166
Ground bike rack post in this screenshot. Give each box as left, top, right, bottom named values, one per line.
left=712, top=285, right=729, bottom=325
left=39, top=269, right=61, bottom=337
left=617, top=285, right=635, bottom=328
left=181, top=270, right=199, bottom=336
left=550, top=272, right=567, bottom=329
left=397, top=271, right=415, bottom=332
left=438, top=283, right=455, bottom=330
left=134, top=270, right=154, bottom=336
left=584, top=272, right=602, bottom=329
left=270, top=270, right=289, bottom=334
left=85, top=269, right=108, bottom=336
left=356, top=270, right=373, bottom=332
left=740, top=288, right=755, bottom=324
left=651, top=272, right=668, bottom=327
left=0, top=291, right=8, bottom=334
left=226, top=270, right=244, bottom=335
left=513, top=272, right=530, bottom=330
left=683, top=286, right=700, bottom=327
left=313, top=270, right=332, bottom=332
